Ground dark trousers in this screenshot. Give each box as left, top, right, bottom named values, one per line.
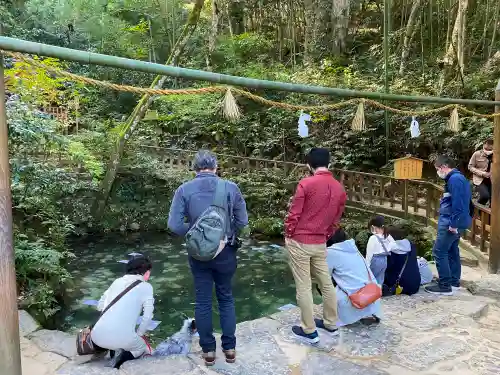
left=477, top=180, right=491, bottom=206
left=433, top=227, right=461, bottom=289
left=189, top=245, right=237, bottom=353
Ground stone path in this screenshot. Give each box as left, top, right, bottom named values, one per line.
left=19, top=264, right=500, bottom=375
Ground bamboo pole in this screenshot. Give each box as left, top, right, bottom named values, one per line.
left=489, top=79, right=500, bottom=274
left=0, top=36, right=499, bottom=107
left=0, top=52, right=22, bottom=375
left=383, top=0, right=391, bottom=163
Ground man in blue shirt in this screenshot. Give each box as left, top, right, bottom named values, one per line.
left=425, top=155, right=472, bottom=295
left=168, top=150, right=248, bottom=366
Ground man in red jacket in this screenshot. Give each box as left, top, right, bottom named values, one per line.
left=284, top=148, right=346, bottom=343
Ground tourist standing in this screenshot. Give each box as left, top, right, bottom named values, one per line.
left=168, top=150, right=248, bottom=366
left=468, top=139, right=493, bottom=206
left=425, top=155, right=472, bottom=295
left=284, top=148, right=346, bottom=343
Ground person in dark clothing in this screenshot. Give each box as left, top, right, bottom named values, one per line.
left=425, top=155, right=472, bottom=295
left=383, top=228, right=421, bottom=297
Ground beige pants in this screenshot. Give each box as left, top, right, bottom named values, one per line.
left=285, top=238, right=337, bottom=334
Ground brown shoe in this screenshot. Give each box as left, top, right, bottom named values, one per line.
left=202, top=352, right=216, bottom=366
left=223, top=349, right=236, bottom=363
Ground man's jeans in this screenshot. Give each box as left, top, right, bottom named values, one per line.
left=433, top=227, right=462, bottom=289
left=189, top=245, right=237, bottom=353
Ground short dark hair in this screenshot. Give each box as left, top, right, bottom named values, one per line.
left=327, top=228, right=348, bottom=247
left=387, top=226, right=406, bottom=241
left=434, top=154, right=456, bottom=168
left=484, top=139, right=494, bottom=146
left=306, top=148, right=330, bottom=169
left=126, top=255, right=152, bottom=275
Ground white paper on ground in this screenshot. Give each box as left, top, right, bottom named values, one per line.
left=136, top=316, right=161, bottom=331
left=117, top=260, right=129, bottom=264
left=128, top=252, right=142, bottom=257
left=278, top=303, right=297, bottom=311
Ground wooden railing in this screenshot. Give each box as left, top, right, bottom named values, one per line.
left=139, top=145, right=492, bottom=258
left=42, top=106, right=69, bottom=123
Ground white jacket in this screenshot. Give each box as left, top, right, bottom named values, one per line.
left=91, top=274, right=154, bottom=354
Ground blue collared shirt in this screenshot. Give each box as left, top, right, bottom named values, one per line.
left=167, top=172, right=249, bottom=237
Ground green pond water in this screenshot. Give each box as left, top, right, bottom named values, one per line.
left=61, top=234, right=316, bottom=343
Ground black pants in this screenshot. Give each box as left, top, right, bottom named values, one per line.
left=477, top=180, right=491, bottom=206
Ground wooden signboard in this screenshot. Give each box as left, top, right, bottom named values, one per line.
left=392, top=156, right=424, bottom=180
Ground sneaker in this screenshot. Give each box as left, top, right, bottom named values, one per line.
left=314, top=318, right=338, bottom=334
left=202, top=351, right=216, bottom=367
left=291, top=325, right=320, bottom=344
left=424, top=284, right=453, bottom=296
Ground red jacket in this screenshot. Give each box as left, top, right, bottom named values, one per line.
left=285, top=170, right=346, bottom=244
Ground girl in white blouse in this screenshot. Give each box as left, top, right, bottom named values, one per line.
left=366, top=216, right=395, bottom=286
left=91, top=256, right=155, bottom=369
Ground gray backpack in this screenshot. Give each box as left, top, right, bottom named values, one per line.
left=185, top=179, right=230, bottom=261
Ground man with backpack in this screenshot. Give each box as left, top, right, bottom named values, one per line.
left=425, top=155, right=472, bottom=295
left=168, top=150, right=248, bottom=366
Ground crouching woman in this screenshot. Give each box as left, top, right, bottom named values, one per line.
left=91, top=256, right=154, bottom=368
left=317, top=229, right=382, bottom=327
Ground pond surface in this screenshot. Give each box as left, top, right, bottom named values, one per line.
left=60, top=234, right=316, bottom=344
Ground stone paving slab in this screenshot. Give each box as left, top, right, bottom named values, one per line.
left=390, top=335, right=472, bottom=371
left=30, top=329, right=78, bottom=358
left=19, top=309, right=41, bottom=336
left=121, top=355, right=196, bottom=375
left=189, top=329, right=291, bottom=375
left=56, top=361, right=120, bottom=375
left=300, top=352, right=390, bottom=375
left=467, top=274, right=500, bottom=300
left=336, top=321, right=401, bottom=358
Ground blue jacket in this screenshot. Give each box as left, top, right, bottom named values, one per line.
left=167, top=172, right=248, bottom=238
left=438, top=169, right=472, bottom=229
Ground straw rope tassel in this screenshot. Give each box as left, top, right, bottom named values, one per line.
left=351, top=100, right=366, bottom=131
left=222, top=88, right=241, bottom=122
left=448, top=106, right=460, bottom=132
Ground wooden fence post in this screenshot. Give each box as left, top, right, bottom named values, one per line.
left=0, top=52, right=23, bottom=375
left=489, top=79, right=500, bottom=274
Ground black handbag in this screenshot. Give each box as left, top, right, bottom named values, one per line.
left=76, top=280, right=142, bottom=355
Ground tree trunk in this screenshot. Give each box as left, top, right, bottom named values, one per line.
left=399, top=0, right=424, bottom=75
left=439, top=0, right=469, bottom=91
left=490, top=1, right=500, bottom=58
left=330, top=0, right=350, bottom=55
left=206, top=0, right=220, bottom=71
left=91, top=0, right=206, bottom=220
left=303, top=0, right=315, bottom=64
